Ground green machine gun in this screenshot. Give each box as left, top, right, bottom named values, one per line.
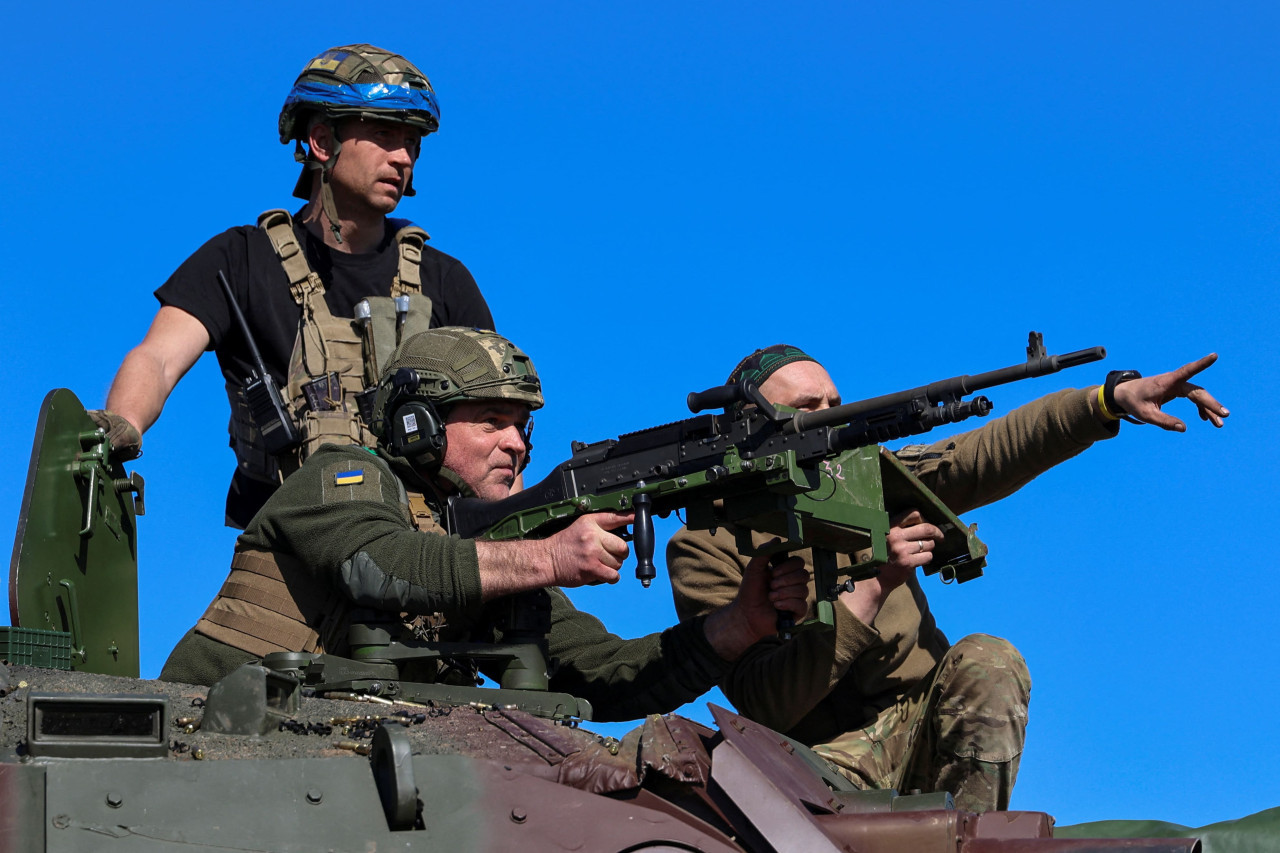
left=450, top=332, right=1106, bottom=630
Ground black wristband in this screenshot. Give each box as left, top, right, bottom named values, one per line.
left=1104, top=370, right=1143, bottom=423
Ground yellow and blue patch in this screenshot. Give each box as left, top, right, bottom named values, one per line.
left=321, top=458, right=381, bottom=505
left=334, top=469, right=364, bottom=487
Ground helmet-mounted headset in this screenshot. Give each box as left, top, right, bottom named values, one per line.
left=372, top=328, right=543, bottom=472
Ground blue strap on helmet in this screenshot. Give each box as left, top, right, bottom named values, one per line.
left=283, top=81, right=439, bottom=124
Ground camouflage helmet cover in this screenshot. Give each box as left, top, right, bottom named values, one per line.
left=373, top=328, right=543, bottom=442
left=279, top=44, right=440, bottom=144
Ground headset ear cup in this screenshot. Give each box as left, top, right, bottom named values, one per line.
left=388, top=398, right=446, bottom=467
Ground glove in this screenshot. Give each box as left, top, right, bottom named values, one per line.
left=88, top=410, right=143, bottom=461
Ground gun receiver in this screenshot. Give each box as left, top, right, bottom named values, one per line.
left=449, top=332, right=1104, bottom=628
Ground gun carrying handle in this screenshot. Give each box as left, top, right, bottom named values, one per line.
left=633, top=493, right=656, bottom=588
left=687, top=384, right=742, bottom=413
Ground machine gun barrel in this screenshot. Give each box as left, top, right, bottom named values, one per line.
left=953, top=344, right=1108, bottom=396
left=791, top=337, right=1105, bottom=435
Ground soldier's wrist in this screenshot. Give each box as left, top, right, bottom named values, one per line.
left=702, top=603, right=759, bottom=662
left=1103, top=370, right=1144, bottom=424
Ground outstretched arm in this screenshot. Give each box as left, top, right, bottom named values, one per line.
left=1110, top=353, right=1228, bottom=431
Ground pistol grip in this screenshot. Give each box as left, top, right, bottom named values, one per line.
left=633, top=493, right=656, bottom=588
left=770, top=552, right=795, bottom=640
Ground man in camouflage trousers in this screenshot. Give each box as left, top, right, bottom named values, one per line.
left=814, top=633, right=1028, bottom=813
left=668, top=344, right=1227, bottom=811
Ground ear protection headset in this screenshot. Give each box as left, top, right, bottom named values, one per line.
left=378, top=367, right=537, bottom=473
left=381, top=367, right=448, bottom=468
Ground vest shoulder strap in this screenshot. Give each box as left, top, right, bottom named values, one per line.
left=391, top=223, right=431, bottom=297
left=259, top=210, right=430, bottom=302
left=258, top=209, right=325, bottom=305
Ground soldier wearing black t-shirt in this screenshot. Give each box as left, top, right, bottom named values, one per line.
left=93, top=44, right=494, bottom=527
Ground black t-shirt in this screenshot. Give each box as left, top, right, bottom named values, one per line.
left=155, top=213, right=495, bottom=525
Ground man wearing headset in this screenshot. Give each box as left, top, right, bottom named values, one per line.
left=160, top=328, right=809, bottom=722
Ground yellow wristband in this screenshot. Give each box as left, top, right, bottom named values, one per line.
left=1096, top=384, right=1120, bottom=421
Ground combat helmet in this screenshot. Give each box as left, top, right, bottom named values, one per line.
left=280, top=44, right=440, bottom=238
left=373, top=328, right=543, bottom=469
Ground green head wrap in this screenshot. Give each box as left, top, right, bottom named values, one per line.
left=726, top=344, right=818, bottom=387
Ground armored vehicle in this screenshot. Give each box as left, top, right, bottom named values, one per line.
left=0, top=389, right=1213, bottom=852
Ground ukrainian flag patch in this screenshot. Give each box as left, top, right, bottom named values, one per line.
left=334, top=469, right=364, bottom=486
left=321, top=458, right=381, bottom=504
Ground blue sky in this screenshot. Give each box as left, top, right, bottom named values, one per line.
left=4, top=0, right=1278, bottom=828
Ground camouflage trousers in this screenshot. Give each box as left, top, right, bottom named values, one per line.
left=811, top=633, right=1031, bottom=812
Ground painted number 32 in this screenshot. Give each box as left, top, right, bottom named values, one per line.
left=822, top=460, right=845, bottom=480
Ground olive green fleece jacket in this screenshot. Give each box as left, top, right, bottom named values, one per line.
left=162, top=444, right=729, bottom=722
left=667, top=387, right=1117, bottom=745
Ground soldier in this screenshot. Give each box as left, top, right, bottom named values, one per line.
left=160, top=329, right=810, bottom=722
left=667, top=344, right=1227, bottom=811
left=92, top=45, right=494, bottom=528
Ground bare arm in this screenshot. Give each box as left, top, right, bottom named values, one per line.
left=473, top=511, right=634, bottom=601
left=105, top=306, right=211, bottom=434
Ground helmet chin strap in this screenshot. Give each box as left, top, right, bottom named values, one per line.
left=318, top=169, right=345, bottom=245
left=432, top=466, right=472, bottom=497
left=294, top=133, right=346, bottom=245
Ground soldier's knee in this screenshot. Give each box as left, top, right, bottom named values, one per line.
left=940, top=634, right=1031, bottom=709
left=933, top=634, right=1030, bottom=766
left=950, top=634, right=1029, bottom=683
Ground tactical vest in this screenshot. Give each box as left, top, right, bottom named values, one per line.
left=226, top=210, right=436, bottom=486
left=194, top=491, right=450, bottom=661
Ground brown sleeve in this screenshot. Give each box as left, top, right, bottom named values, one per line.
left=667, top=525, right=881, bottom=734
left=894, top=387, right=1118, bottom=515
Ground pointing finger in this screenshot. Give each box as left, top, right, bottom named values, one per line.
left=1173, top=353, right=1218, bottom=382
